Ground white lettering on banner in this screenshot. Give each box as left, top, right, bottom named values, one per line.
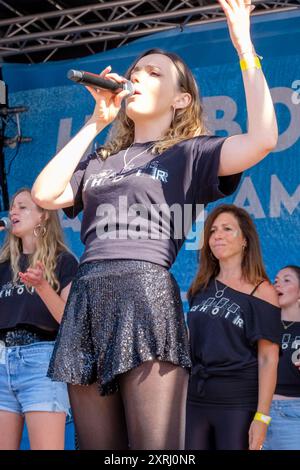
left=58, top=210, right=81, bottom=232
left=56, top=89, right=300, bottom=158
left=271, top=87, right=300, bottom=152
left=204, top=88, right=300, bottom=151
left=56, top=115, right=94, bottom=155
left=56, top=117, right=72, bottom=153
left=270, top=175, right=300, bottom=218
left=233, top=177, right=266, bottom=219
left=292, top=80, right=300, bottom=105
left=203, top=96, right=242, bottom=135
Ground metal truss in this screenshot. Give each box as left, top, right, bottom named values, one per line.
left=0, top=0, right=299, bottom=63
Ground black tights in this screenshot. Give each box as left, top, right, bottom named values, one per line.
left=68, top=360, right=188, bottom=450
left=185, top=402, right=255, bottom=450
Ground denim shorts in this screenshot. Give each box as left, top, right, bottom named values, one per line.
left=0, top=341, right=70, bottom=416
left=263, top=399, right=300, bottom=450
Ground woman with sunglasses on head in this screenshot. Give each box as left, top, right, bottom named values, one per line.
left=185, top=204, right=281, bottom=450
left=0, top=188, right=78, bottom=450
left=32, top=1, right=277, bottom=450
left=263, top=265, right=300, bottom=450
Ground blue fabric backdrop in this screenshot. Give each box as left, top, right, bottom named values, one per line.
left=1, top=10, right=299, bottom=449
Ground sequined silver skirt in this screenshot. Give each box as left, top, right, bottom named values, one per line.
left=48, top=259, right=191, bottom=396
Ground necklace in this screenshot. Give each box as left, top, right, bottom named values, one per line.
left=214, top=279, right=228, bottom=298
left=123, top=143, right=155, bottom=169
left=281, top=319, right=296, bottom=330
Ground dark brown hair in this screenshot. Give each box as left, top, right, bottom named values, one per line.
left=188, top=204, right=269, bottom=299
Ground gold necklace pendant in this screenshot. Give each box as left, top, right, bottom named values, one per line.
left=281, top=319, right=295, bottom=330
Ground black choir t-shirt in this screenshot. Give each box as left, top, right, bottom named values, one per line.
left=275, top=322, right=300, bottom=397
left=187, top=279, right=281, bottom=408
left=0, top=251, right=78, bottom=333
left=64, top=136, right=242, bottom=268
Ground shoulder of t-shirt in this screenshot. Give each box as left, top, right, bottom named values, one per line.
left=175, top=134, right=224, bottom=149
left=0, top=259, right=9, bottom=267
left=77, top=150, right=99, bottom=168
left=252, top=280, right=280, bottom=308
left=56, top=250, right=79, bottom=268
left=188, top=280, right=212, bottom=306
left=0, top=259, right=11, bottom=271
left=0, top=259, right=10, bottom=276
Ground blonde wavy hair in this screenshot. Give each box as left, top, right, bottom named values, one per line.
left=99, top=48, right=207, bottom=159
left=0, top=188, right=70, bottom=292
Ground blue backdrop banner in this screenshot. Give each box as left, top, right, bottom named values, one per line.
left=1, top=10, right=300, bottom=315
left=1, top=9, right=300, bottom=450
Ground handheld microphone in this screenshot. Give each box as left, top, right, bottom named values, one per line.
left=67, top=70, right=135, bottom=97
left=0, top=217, right=11, bottom=231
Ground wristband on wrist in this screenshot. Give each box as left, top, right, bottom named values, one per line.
left=254, top=412, right=272, bottom=425
left=240, top=55, right=262, bottom=72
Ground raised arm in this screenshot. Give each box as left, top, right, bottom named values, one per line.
left=217, top=0, right=278, bottom=176
left=32, top=67, right=130, bottom=210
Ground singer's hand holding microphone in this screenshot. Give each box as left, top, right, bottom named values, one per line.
left=68, top=66, right=135, bottom=127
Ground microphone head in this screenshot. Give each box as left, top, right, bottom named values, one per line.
left=123, top=80, right=135, bottom=98
left=67, top=69, right=83, bottom=83
left=0, top=217, right=11, bottom=230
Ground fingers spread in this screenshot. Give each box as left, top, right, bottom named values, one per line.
left=99, top=65, right=112, bottom=78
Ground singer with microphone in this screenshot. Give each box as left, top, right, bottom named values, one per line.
left=32, top=0, right=278, bottom=450
left=0, top=188, right=78, bottom=449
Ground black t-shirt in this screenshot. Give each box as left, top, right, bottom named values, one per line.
left=187, top=279, right=281, bottom=408
left=275, top=322, right=300, bottom=397
left=0, top=251, right=78, bottom=333
left=64, top=136, right=242, bottom=268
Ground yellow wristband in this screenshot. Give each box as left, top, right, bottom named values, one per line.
left=254, top=412, right=272, bottom=425
left=240, top=55, right=262, bottom=72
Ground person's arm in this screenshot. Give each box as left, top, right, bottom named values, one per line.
left=217, top=0, right=278, bottom=176
left=32, top=67, right=130, bottom=210
left=35, top=281, right=71, bottom=323
left=248, top=281, right=280, bottom=450
left=248, top=339, right=279, bottom=450
left=19, top=261, right=71, bottom=323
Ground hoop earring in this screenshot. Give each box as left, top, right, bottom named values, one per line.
left=33, top=224, right=46, bottom=238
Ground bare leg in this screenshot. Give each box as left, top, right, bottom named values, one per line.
left=68, top=383, right=128, bottom=450
left=0, top=411, right=24, bottom=450
left=119, top=360, right=188, bottom=450
left=25, top=411, right=66, bottom=450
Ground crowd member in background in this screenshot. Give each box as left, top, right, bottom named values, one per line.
left=0, top=188, right=78, bottom=450
left=186, top=204, right=281, bottom=450
left=263, top=265, right=300, bottom=450
left=31, top=0, right=277, bottom=450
